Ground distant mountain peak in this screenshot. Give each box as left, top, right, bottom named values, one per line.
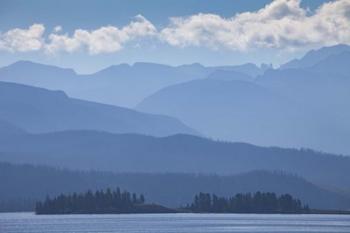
left=3, top=60, right=77, bottom=75
left=178, top=63, right=205, bottom=68
left=280, top=44, right=350, bottom=70
left=10, top=60, right=36, bottom=66
left=132, top=62, right=173, bottom=69
left=95, top=63, right=131, bottom=74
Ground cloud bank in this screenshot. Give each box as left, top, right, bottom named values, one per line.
left=0, top=0, right=349, bottom=54
left=160, top=0, right=350, bottom=50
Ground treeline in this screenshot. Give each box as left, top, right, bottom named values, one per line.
left=36, top=188, right=147, bottom=214
left=187, top=192, right=310, bottom=213
left=36, top=188, right=311, bottom=214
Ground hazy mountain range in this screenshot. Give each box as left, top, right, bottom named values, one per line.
left=1, top=44, right=350, bottom=211
left=1, top=162, right=349, bottom=210
left=1, top=129, right=350, bottom=195
left=0, top=81, right=196, bottom=136
left=0, top=60, right=266, bottom=108
left=1, top=45, right=348, bottom=154
left=137, top=45, right=350, bottom=154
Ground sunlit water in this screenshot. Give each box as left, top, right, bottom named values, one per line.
left=1, top=212, right=350, bottom=233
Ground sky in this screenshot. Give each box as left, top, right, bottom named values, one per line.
left=0, top=0, right=348, bottom=73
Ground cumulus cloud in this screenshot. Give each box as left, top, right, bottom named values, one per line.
left=53, top=26, right=62, bottom=33
left=0, top=24, right=45, bottom=52
left=45, top=15, right=157, bottom=54
left=160, top=0, right=350, bottom=50
left=0, top=0, right=349, bottom=54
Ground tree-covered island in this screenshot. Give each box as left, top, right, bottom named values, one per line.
left=35, top=188, right=175, bottom=214
left=35, top=188, right=309, bottom=214
left=186, top=192, right=310, bottom=214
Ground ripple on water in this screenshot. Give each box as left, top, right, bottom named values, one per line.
left=1, top=213, right=350, bottom=233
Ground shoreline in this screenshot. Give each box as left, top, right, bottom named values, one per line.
left=1, top=211, right=350, bottom=216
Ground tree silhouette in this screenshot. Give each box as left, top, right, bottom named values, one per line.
left=188, top=192, right=309, bottom=213
left=35, top=187, right=146, bottom=214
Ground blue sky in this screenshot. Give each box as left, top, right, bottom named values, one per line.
left=0, top=0, right=347, bottom=73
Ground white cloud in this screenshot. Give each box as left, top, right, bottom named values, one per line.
left=53, top=26, right=62, bottom=33
left=0, top=24, right=45, bottom=52
left=0, top=1, right=349, bottom=54
left=160, top=0, right=350, bottom=50
left=45, top=15, right=157, bottom=54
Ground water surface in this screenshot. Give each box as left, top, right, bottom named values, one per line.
left=1, top=212, right=350, bottom=233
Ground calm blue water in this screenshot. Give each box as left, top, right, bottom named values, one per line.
left=1, top=212, right=350, bottom=233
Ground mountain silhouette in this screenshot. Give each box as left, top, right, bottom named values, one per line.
left=0, top=61, right=264, bottom=107
left=1, top=131, right=349, bottom=195
left=0, top=81, right=197, bottom=136
left=280, top=44, right=350, bottom=70
left=137, top=45, right=350, bottom=154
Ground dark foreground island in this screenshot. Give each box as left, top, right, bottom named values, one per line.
left=35, top=188, right=176, bottom=214
left=36, top=188, right=311, bottom=215
left=186, top=192, right=310, bottom=214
